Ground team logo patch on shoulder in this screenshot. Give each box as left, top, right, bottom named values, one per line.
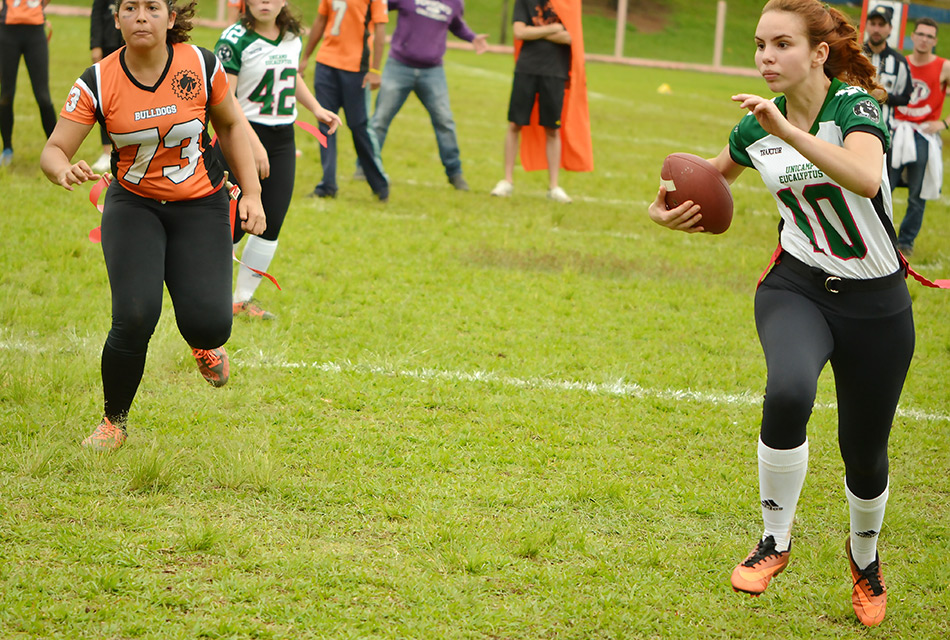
left=853, top=99, right=880, bottom=123
left=172, top=69, right=202, bottom=101
left=216, top=45, right=233, bottom=63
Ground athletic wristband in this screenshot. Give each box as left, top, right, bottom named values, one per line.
left=369, top=67, right=381, bottom=74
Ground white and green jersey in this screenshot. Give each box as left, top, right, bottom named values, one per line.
left=214, top=23, right=301, bottom=126
left=730, top=78, right=900, bottom=280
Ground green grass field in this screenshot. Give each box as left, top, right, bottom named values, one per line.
left=1, top=11, right=950, bottom=640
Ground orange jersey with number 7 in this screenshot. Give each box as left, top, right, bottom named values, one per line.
left=315, top=0, right=388, bottom=73
left=59, top=43, right=230, bottom=202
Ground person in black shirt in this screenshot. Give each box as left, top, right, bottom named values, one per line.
left=89, top=0, right=124, bottom=172
left=490, top=0, right=572, bottom=203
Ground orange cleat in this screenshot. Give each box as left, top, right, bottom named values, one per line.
left=81, top=417, right=127, bottom=452
left=192, top=347, right=229, bottom=387
left=847, top=538, right=886, bottom=627
left=731, top=535, right=790, bottom=596
left=233, top=299, right=276, bottom=320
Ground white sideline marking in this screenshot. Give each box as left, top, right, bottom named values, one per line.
left=240, top=355, right=950, bottom=424
left=2, top=342, right=947, bottom=423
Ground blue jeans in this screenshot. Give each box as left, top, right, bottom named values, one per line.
left=889, top=131, right=929, bottom=249
left=368, top=58, right=462, bottom=178
left=313, top=63, right=388, bottom=197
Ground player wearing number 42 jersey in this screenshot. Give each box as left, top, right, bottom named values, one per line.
left=650, top=0, right=914, bottom=627
left=41, top=0, right=265, bottom=452
left=215, top=0, right=341, bottom=321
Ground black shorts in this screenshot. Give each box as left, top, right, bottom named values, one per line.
left=507, top=72, right=566, bottom=129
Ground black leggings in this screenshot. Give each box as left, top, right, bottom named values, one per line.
left=99, top=184, right=233, bottom=422
left=754, top=257, right=915, bottom=499
left=226, top=122, right=296, bottom=243
left=0, top=23, right=57, bottom=149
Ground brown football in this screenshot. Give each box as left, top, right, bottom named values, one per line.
left=660, top=152, right=734, bottom=234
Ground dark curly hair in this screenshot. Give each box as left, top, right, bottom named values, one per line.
left=166, top=1, right=197, bottom=44
left=241, top=2, right=304, bottom=40
left=112, top=1, right=197, bottom=44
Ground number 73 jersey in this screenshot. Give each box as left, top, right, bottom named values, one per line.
left=60, top=43, right=230, bottom=202
left=729, top=78, right=901, bottom=280
left=215, top=24, right=302, bottom=126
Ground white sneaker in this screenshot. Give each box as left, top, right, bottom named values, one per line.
left=547, top=186, right=572, bottom=203
left=490, top=179, right=513, bottom=197
left=91, top=153, right=111, bottom=174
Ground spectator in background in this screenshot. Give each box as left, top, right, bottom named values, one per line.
left=862, top=5, right=911, bottom=138
left=89, top=0, right=124, bottom=173
left=0, top=0, right=57, bottom=167
left=300, top=0, right=389, bottom=201
left=890, top=17, right=950, bottom=257
left=490, top=0, right=591, bottom=203
left=355, top=0, right=488, bottom=192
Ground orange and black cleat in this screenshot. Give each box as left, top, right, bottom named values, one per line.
left=847, top=538, right=886, bottom=627
left=192, top=347, right=229, bottom=387
left=233, top=299, right=276, bottom=320
left=81, top=417, right=127, bottom=452
left=731, top=535, right=790, bottom=596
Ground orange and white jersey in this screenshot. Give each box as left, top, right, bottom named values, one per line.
left=315, top=0, right=388, bottom=73
left=0, top=0, right=46, bottom=25
left=60, top=43, right=230, bottom=202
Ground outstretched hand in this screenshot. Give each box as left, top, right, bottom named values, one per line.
left=732, top=93, right=791, bottom=139
left=647, top=185, right=704, bottom=233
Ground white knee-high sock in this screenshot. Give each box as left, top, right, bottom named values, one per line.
left=759, top=439, right=809, bottom=552
left=234, top=236, right=278, bottom=303
left=846, top=480, right=888, bottom=570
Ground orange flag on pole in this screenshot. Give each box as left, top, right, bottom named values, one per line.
left=514, top=0, right=593, bottom=173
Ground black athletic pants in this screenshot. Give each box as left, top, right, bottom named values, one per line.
left=99, top=184, right=233, bottom=423
left=755, top=254, right=915, bottom=499
left=0, top=23, right=57, bottom=150
left=226, top=122, right=296, bottom=244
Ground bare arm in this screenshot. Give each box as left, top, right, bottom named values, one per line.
left=300, top=13, right=328, bottom=74
left=227, top=72, right=270, bottom=179
left=40, top=119, right=98, bottom=190
left=294, top=74, right=341, bottom=133
left=733, top=93, right=883, bottom=198
left=363, top=22, right=386, bottom=90
left=512, top=21, right=565, bottom=41
left=208, top=96, right=266, bottom=236
left=545, top=30, right=572, bottom=45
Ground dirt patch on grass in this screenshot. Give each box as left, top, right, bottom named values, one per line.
left=584, top=0, right=671, bottom=35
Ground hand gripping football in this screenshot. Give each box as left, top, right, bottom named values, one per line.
left=660, top=153, right=734, bottom=234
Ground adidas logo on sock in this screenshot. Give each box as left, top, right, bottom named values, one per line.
left=761, top=499, right=783, bottom=511
left=855, top=529, right=879, bottom=538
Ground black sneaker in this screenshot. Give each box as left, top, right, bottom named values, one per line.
left=309, top=184, right=337, bottom=199
left=448, top=174, right=469, bottom=191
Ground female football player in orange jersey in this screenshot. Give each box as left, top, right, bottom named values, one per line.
left=649, top=0, right=913, bottom=627
left=215, top=0, right=341, bottom=320
left=40, top=0, right=265, bottom=452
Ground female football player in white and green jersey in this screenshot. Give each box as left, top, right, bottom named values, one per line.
left=649, top=0, right=913, bottom=627
left=215, top=0, right=341, bottom=320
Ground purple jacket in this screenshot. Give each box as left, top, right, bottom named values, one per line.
left=387, top=0, right=477, bottom=68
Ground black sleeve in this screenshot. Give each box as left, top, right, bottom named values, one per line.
left=888, top=56, right=914, bottom=108
left=90, top=0, right=107, bottom=49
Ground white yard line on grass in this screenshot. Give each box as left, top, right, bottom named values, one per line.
left=242, top=355, right=950, bottom=424
left=2, top=336, right=947, bottom=423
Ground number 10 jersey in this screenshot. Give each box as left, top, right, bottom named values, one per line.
left=729, top=78, right=901, bottom=280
